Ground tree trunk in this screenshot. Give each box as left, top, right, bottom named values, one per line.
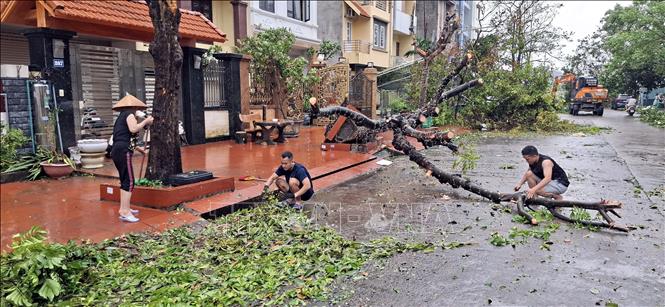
left=145, top=0, right=183, bottom=180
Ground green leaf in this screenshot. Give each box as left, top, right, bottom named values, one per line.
left=37, top=278, right=62, bottom=301
left=6, top=288, right=33, bottom=306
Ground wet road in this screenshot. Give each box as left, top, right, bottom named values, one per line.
left=562, top=109, right=665, bottom=206
left=310, top=110, right=665, bottom=306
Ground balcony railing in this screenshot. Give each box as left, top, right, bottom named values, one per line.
left=391, top=55, right=416, bottom=67
left=343, top=40, right=371, bottom=53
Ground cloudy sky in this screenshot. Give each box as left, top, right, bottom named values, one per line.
left=551, top=0, right=630, bottom=68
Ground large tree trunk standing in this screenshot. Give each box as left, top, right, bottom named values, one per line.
left=146, top=0, right=183, bottom=180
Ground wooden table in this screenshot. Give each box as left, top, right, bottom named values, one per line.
left=254, top=120, right=294, bottom=145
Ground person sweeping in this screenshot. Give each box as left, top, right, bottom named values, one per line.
left=110, top=94, right=153, bottom=222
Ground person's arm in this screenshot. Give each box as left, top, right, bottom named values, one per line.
left=126, top=114, right=153, bottom=134
left=264, top=172, right=278, bottom=189
left=294, top=177, right=311, bottom=198
left=527, top=160, right=554, bottom=198
left=514, top=170, right=529, bottom=191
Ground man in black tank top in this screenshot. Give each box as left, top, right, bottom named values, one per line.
left=514, top=145, right=569, bottom=200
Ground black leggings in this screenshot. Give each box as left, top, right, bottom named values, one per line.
left=111, top=147, right=134, bottom=192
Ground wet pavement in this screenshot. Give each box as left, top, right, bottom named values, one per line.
left=311, top=109, right=665, bottom=306
left=0, top=126, right=391, bottom=251
left=0, top=176, right=201, bottom=250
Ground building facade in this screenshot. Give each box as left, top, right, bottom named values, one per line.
left=0, top=0, right=253, bottom=149
left=249, top=0, right=320, bottom=56
left=415, top=0, right=477, bottom=49
left=318, top=0, right=417, bottom=71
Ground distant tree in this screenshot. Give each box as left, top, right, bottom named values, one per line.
left=564, top=30, right=609, bottom=78
left=237, top=28, right=319, bottom=118
left=598, top=1, right=665, bottom=95
left=485, top=0, right=571, bottom=70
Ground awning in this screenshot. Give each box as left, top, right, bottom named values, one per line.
left=344, top=0, right=370, bottom=18
left=1, top=0, right=226, bottom=43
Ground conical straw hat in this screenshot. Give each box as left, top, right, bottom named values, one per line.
left=112, top=94, right=147, bottom=110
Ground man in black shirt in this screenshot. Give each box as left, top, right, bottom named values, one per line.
left=264, top=151, right=314, bottom=209
left=514, top=145, right=570, bottom=200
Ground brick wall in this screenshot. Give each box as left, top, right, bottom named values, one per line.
left=1, top=78, right=33, bottom=153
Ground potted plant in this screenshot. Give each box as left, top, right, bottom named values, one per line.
left=38, top=147, right=75, bottom=178
left=6, top=146, right=74, bottom=180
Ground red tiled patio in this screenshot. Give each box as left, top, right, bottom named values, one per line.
left=1, top=126, right=389, bottom=251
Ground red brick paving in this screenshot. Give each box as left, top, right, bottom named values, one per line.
left=1, top=127, right=397, bottom=251
left=0, top=176, right=200, bottom=251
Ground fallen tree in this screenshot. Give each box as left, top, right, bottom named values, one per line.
left=309, top=16, right=629, bottom=233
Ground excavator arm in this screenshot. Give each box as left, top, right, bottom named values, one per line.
left=551, top=73, right=577, bottom=97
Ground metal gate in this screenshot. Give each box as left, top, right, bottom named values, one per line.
left=73, top=44, right=121, bottom=139
left=203, top=60, right=227, bottom=109
left=202, top=60, right=229, bottom=138
left=349, top=72, right=374, bottom=117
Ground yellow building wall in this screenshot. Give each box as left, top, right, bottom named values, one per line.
left=394, top=33, right=414, bottom=57
left=345, top=2, right=392, bottom=68
left=352, top=18, right=372, bottom=42
left=212, top=0, right=236, bottom=51
left=403, top=1, right=416, bottom=15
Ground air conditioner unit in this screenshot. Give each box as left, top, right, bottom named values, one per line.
left=345, top=7, right=357, bottom=18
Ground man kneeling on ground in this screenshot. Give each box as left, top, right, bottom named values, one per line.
left=514, top=145, right=570, bottom=200
left=264, top=151, right=314, bottom=209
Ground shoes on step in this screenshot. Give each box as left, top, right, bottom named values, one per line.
left=119, top=214, right=140, bottom=223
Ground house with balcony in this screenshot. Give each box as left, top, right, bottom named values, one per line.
left=319, top=0, right=408, bottom=71
left=249, top=0, right=320, bottom=56
left=415, top=0, right=477, bottom=49
left=391, top=0, right=416, bottom=66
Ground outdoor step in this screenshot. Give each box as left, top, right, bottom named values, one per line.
left=184, top=155, right=377, bottom=215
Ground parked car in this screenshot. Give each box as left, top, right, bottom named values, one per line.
left=611, top=94, right=631, bottom=110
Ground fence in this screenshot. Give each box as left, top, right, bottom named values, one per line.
left=249, top=67, right=273, bottom=106
left=343, top=40, right=371, bottom=53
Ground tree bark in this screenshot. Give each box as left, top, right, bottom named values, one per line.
left=145, top=0, right=184, bottom=180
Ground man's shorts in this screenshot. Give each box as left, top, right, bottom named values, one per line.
left=535, top=177, right=568, bottom=195
left=300, top=189, right=314, bottom=201
left=278, top=176, right=314, bottom=201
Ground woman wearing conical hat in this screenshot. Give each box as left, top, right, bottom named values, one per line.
left=110, top=94, right=153, bottom=223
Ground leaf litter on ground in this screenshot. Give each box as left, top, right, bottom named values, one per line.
left=2, top=199, right=471, bottom=306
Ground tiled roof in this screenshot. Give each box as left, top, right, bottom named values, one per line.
left=344, top=0, right=371, bottom=18
left=45, top=0, right=226, bottom=42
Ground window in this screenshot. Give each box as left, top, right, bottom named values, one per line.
left=191, top=0, right=212, bottom=21
left=259, top=0, right=274, bottom=13
left=287, top=0, right=311, bottom=22
left=373, top=20, right=387, bottom=50
left=346, top=21, right=352, bottom=40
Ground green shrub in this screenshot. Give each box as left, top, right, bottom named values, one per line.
left=0, top=226, right=89, bottom=306
left=388, top=95, right=414, bottom=113
left=0, top=124, right=29, bottom=172
left=639, top=106, right=665, bottom=128
left=459, top=65, right=558, bottom=130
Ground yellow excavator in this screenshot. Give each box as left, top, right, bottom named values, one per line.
left=552, top=73, right=608, bottom=116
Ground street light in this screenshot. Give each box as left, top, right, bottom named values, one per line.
left=367, top=61, right=374, bottom=68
